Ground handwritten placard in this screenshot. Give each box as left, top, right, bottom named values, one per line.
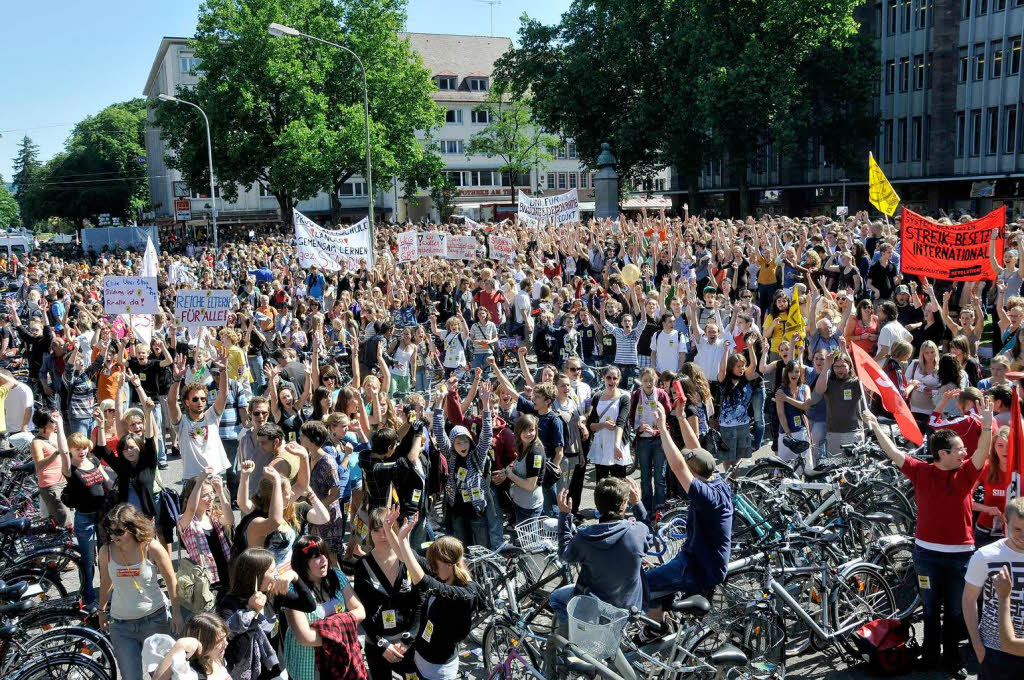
left=175, top=289, right=232, bottom=327
left=488, top=235, right=516, bottom=262
left=397, top=230, right=418, bottom=262
left=103, top=277, right=159, bottom=315
left=445, top=235, right=479, bottom=260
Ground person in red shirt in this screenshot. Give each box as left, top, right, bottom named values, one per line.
left=928, top=386, right=984, bottom=457
left=472, top=279, right=507, bottom=327
left=863, top=403, right=992, bottom=678
left=972, top=425, right=1010, bottom=548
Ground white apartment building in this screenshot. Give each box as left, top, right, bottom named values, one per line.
left=143, top=33, right=668, bottom=225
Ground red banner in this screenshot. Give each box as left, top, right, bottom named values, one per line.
left=850, top=343, right=923, bottom=446
left=1006, top=385, right=1024, bottom=503
left=900, top=206, right=1005, bottom=281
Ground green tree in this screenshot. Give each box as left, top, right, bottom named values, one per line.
left=429, top=173, right=460, bottom=223
left=11, top=136, right=41, bottom=226
left=27, top=100, right=149, bottom=226
left=0, top=176, right=18, bottom=228
left=466, top=90, right=558, bottom=207
left=152, top=0, right=442, bottom=225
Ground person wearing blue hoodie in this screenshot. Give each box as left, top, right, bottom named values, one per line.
left=544, top=476, right=651, bottom=673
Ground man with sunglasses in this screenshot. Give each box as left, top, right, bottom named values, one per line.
left=168, top=350, right=231, bottom=481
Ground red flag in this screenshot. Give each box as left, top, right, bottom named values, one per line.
left=1006, top=388, right=1024, bottom=502
left=849, top=343, right=923, bottom=446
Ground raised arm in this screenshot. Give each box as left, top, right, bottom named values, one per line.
left=989, top=228, right=1006, bottom=276
left=168, top=353, right=186, bottom=426
left=861, top=410, right=906, bottom=468
left=653, top=405, right=695, bottom=492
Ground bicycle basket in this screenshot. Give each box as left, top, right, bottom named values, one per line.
left=567, top=595, right=629, bottom=660
left=514, top=516, right=559, bottom=552
left=697, top=602, right=786, bottom=680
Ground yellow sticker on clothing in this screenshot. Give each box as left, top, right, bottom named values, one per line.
left=457, top=468, right=467, bottom=482
left=534, top=454, right=542, bottom=468
left=383, top=609, right=397, bottom=629
left=461, top=490, right=471, bottom=503
left=423, top=620, right=434, bottom=642
left=917, top=575, right=931, bottom=589
left=471, top=487, right=483, bottom=501
left=843, top=389, right=852, bottom=400
left=412, top=489, right=422, bottom=504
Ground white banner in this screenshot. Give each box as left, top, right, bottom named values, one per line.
left=175, top=290, right=232, bottom=327
left=465, top=217, right=484, bottom=231
left=417, top=232, right=447, bottom=258
left=445, top=235, right=479, bottom=260
left=397, top=230, right=418, bottom=262
left=517, top=189, right=579, bottom=227
left=294, top=209, right=374, bottom=271
left=104, top=276, right=159, bottom=315
left=488, top=235, right=516, bottom=262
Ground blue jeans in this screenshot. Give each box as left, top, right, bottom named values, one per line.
left=416, top=366, right=429, bottom=393
left=619, top=364, right=637, bottom=389
left=646, top=551, right=703, bottom=605
left=109, top=606, right=171, bottom=680
left=912, top=545, right=971, bottom=669
left=471, top=352, right=493, bottom=377
left=750, top=385, right=766, bottom=449
left=409, top=511, right=436, bottom=554
left=222, top=438, right=239, bottom=501
left=73, top=511, right=98, bottom=607
left=635, top=437, right=667, bottom=512
left=485, top=486, right=506, bottom=550
left=514, top=504, right=542, bottom=526
left=70, top=417, right=94, bottom=437
left=550, top=584, right=575, bottom=623
left=151, top=400, right=166, bottom=463
left=449, top=509, right=489, bottom=548
left=248, top=354, right=265, bottom=396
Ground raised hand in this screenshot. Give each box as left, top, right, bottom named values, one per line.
left=994, top=565, right=1012, bottom=598
left=980, top=396, right=994, bottom=429
left=556, top=488, right=573, bottom=515
left=172, top=353, right=187, bottom=381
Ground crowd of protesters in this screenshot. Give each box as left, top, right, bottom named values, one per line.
left=4, top=207, right=1024, bottom=679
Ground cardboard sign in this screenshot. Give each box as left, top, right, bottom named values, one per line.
left=488, top=235, right=516, bottom=261
left=517, top=189, right=579, bottom=227
left=294, top=209, right=374, bottom=271
left=445, top=235, right=479, bottom=260
left=175, top=290, right=232, bottom=327
left=417, top=232, right=447, bottom=258
left=900, top=206, right=1004, bottom=281
left=397, top=230, right=418, bottom=262
left=103, top=277, right=159, bottom=315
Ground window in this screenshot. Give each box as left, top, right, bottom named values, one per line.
left=975, top=43, right=986, bottom=80
left=1007, top=106, right=1018, bottom=153
left=901, top=0, right=912, bottom=30
left=467, top=78, right=489, bottom=91
left=655, top=178, right=667, bottom=192
left=547, top=174, right=555, bottom=189
left=911, top=116, right=923, bottom=160
left=927, top=51, right=933, bottom=88
left=884, top=119, right=894, bottom=161
left=971, top=109, right=982, bottom=156
left=925, top=115, right=932, bottom=159
left=179, top=57, right=203, bottom=73
left=915, top=0, right=929, bottom=27
left=956, top=112, right=966, bottom=156
left=959, top=47, right=969, bottom=82
left=913, top=55, right=925, bottom=89
left=899, top=57, right=910, bottom=91
left=191, top=186, right=221, bottom=199
left=557, top=173, right=567, bottom=189
left=977, top=0, right=988, bottom=14
left=471, top=109, right=490, bottom=124
left=445, top=171, right=464, bottom=187
left=580, top=172, right=588, bottom=189
left=988, top=107, right=1000, bottom=154
left=897, top=118, right=908, bottom=161
left=885, top=59, right=896, bottom=93
left=557, top=145, right=567, bottom=160
left=445, top=109, right=462, bottom=124
left=569, top=173, right=578, bottom=189
left=339, top=181, right=367, bottom=197
left=1012, top=38, right=1022, bottom=75
left=467, top=170, right=498, bottom=186
left=441, top=140, right=464, bottom=154
left=437, top=76, right=456, bottom=90
left=875, top=3, right=883, bottom=36
left=258, top=184, right=271, bottom=197
left=997, top=0, right=1007, bottom=9
left=992, top=41, right=1004, bottom=78
left=887, top=0, right=897, bottom=33
left=962, top=0, right=971, bottom=17
left=568, top=142, right=577, bottom=159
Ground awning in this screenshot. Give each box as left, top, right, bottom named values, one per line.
left=579, top=202, right=596, bottom=212
left=621, top=196, right=672, bottom=210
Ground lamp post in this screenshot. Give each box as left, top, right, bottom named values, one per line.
left=268, top=22, right=374, bottom=238
left=157, top=93, right=219, bottom=251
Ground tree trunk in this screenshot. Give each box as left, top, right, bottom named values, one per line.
left=686, top=167, right=702, bottom=216
left=733, top=155, right=750, bottom=219
left=278, top=193, right=292, bottom=227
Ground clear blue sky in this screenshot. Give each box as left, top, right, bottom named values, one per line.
left=0, top=0, right=569, bottom=181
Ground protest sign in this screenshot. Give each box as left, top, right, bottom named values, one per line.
left=175, top=290, right=232, bottom=327
left=417, top=232, right=447, bottom=258
left=294, top=209, right=374, bottom=271
left=446, top=235, right=479, bottom=260
left=900, top=206, right=1004, bottom=281
left=488, top=235, right=516, bottom=262
left=465, top=217, right=484, bottom=231
left=103, top=276, right=159, bottom=315
left=397, top=230, right=418, bottom=262
left=517, top=189, right=580, bottom=227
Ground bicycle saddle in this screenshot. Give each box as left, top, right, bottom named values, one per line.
left=863, top=512, right=895, bottom=523
left=0, top=599, right=34, bottom=616
left=709, top=643, right=749, bottom=668
left=563, top=656, right=598, bottom=676
left=0, top=517, right=30, bottom=534
left=0, top=623, right=16, bottom=639
left=10, top=461, right=34, bottom=474
left=0, top=581, right=28, bottom=602
left=668, top=594, right=711, bottom=615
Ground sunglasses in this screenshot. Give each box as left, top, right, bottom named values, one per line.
left=188, top=396, right=206, bottom=403
left=567, top=366, right=582, bottom=373
left=252, top=411, right=270, bottom=417
left=106, top=526, right=127, bottom=537
left=323, top=376, right=337, bottom=383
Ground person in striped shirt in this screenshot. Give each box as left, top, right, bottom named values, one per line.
left=598, top=284, right=648, bottom=389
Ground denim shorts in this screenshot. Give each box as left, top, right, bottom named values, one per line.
left=719, top=424, right=752, bottom=462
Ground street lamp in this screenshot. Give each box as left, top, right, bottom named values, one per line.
left=157, top=93, right=219, bottom=251
left=268, top=22, right=375, bottom=235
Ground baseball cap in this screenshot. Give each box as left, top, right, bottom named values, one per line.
left=686, top=448, right=717, bottom=478
left=895, top=285, right=909, bottom=295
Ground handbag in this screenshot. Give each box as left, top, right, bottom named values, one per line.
left=851, top=618, right=918, bottom=675
left=700, top=428, right=725, bottom=458
left=175, top=530, right=216, bottom=615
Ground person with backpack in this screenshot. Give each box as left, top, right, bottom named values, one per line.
left=629, top=367, right=673, bottom=514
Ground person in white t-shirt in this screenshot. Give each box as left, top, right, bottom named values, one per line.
left=875, top=300, right=913, bottom=362
left=3, top=372, right=33, bottom=449
left=168, top=351, right=231, bottom=481
left=651, top=313, right=685, bottom=374
left=964, top=497, right=1024, bottom=680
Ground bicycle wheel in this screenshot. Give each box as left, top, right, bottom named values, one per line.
left=740, top=459, right=793, bottom=483
left=830, top=565, right=896, bottom=657
left=482, top=621, right=542, bottom=678
left=845, top=503, right=916, bottom=555
left=1, top=626, right=116, bottom=677
left=0, top=568, right=69, bottom=603
left=866, top=538, right=919, bottom=620
left=17, top=599, right=87, bottom=636
left=776, top=572, right=823, bottom=656
left=10, top=652, right=110, bottom=680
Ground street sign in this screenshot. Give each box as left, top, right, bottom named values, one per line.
left=98, top=213, right=111, bottom=226
left=174, top=199, right=192, bottom=222
left=112, top=217, right=121, bottom=226
left=172, top=181, right=190, bottom=198
left=836, top=206, right=849, bottom=217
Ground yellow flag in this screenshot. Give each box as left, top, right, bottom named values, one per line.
left=868, top=152, right=900, bottom=216
left=783, top=286, right=804, bottom=341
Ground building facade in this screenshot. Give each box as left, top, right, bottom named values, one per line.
left=143, top=33, right=668, bottom=225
